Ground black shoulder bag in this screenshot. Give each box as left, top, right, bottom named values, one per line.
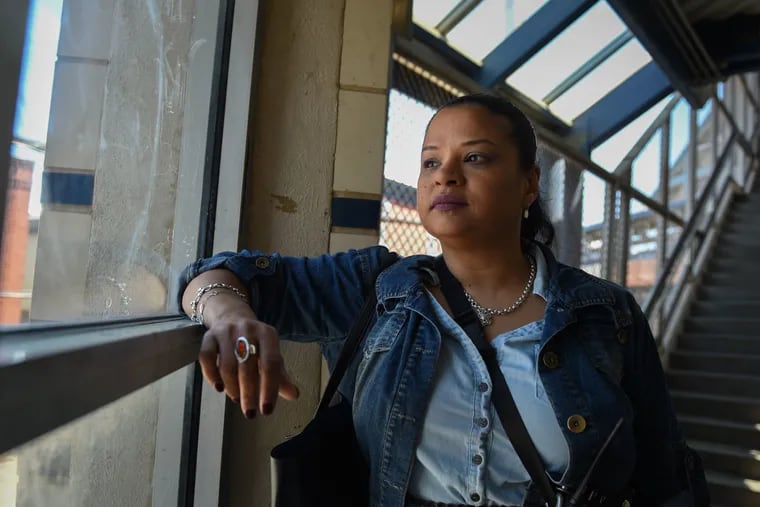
left=435, top=257, right=628, bottom=507
left=270, top=291, right=376, bottom=507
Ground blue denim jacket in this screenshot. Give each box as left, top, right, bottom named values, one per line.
left=180, top=245, right=702, bottom=507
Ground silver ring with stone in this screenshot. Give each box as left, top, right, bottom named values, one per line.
left=234, top=336, right=257, bottom=363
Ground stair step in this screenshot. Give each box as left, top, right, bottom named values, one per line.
left=708, top=257, right=760, bottom=275
left=702, top=272, right=760, bottom=288
left=715, top=232, right=760, bottom=250
left=690, top=304, right=760, bottom=317
left=678, top=415, right=760, bottom=450
left=722, top=221, right=760, bottom=235
left=705, top=470, right=760, bottom=506
left=699, top=284, right=760, bottom=301
left=670, top=390, right=760, bottom=423
left=677, top=333, right=760, bottom=355
left=690, top=441, right=760, bottom=480
left=683, top=317, right=760, bottom=335
left=668, top=370, right=760, bottom=398
left=729, top=199, right=760, bottom=216
left=734, top=192, right=760, bottom=203
left=669, top=351, right=760, bottom=376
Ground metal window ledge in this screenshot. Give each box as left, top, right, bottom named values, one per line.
left=0, top=315, right=203, bottom=454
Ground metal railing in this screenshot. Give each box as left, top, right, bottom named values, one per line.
left=643, top=120, right=759, bottom=353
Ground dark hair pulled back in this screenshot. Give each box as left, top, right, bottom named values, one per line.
left=434, top=93, right=555, bottom=248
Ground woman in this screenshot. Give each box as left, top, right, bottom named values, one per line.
left=180, top=94, right=707, bottom=506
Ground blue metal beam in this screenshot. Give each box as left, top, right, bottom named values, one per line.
left=573, top=62, right=673, bottom=150
left=478, top=0, right=597, bottom=88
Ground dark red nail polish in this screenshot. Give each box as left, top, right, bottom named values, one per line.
left=262, top=403, right=273, bottom=415
left=245, top=409, right=256, bottom=419
left=214, top=382, right=224, bottom=392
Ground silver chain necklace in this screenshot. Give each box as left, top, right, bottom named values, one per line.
left=464, top=256, right=536, bottom=327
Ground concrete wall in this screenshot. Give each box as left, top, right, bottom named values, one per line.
left=228, top=0, right=392, bottom=505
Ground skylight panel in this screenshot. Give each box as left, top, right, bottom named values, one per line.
left=550, top=38, right=653, bottom=121
left=506, top=1, right=627, bottom=106
left=412, top=0, right=462, bottom=31
left=446, top=0, right=549, bottom=62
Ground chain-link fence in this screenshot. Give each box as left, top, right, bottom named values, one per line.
left=382, top=60, right=454, bottom=257
left=379, top=178, right=441, bottom=257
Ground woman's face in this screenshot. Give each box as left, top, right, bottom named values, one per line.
left=417, top=104, right=538, bottom=245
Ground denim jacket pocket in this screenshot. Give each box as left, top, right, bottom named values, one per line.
left=362, top=308, right=407, bottom=357
left=577, top=308, right=625, bottom=384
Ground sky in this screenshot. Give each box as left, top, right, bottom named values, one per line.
left=11, top=0, right=63, bottom=218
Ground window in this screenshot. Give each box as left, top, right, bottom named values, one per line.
left=5, top=0, right=226, bottom=324
left=1, top=0, right=256, bottom=505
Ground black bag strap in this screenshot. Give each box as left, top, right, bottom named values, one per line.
left=317, top=288, right=378, bottom=413
left=434, top=256, right=557, bottom=506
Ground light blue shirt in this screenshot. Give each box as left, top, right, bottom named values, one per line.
left=408, top=248, right=570, bottom=506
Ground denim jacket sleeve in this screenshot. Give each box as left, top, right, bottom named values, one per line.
left=177, top=246, right=398, bottom=343
left=622, top=294, right=709, bottom=506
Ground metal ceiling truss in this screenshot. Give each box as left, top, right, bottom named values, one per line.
left=606, top=0, right=721, bottom=108
left=573, top=62, right=673, bottom=151
left=694, top=14, right=760, bottom=76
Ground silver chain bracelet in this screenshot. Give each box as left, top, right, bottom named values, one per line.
left=190, top=282, right=248, bottom=326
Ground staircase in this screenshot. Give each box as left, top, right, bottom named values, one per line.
left=667, top=185, right=760, bottom=506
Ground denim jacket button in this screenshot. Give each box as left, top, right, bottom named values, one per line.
left=470, top=493, right=480, bottom=502
left=255, top=256, right=270, bottom=269
left=617, top=329, right=629, bottom=344
left=567, top=415, right=587, bottom=433
left=542, top=351, right=560, bottom=369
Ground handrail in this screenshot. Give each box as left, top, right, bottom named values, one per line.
left=714, top=94, right=753, bottom=154
left=643, top=129, right=737, bottom=318
left=0, top=315, right=203, bottom=454
left=612, top=95, right=681, bottom=175
left=538, top=125, right=687, bottom=227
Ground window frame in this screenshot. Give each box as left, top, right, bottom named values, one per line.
left=0, top=0, right=260, bottom=505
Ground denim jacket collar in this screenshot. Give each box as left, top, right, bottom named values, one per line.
left=374, top=243, right=630, bottom=338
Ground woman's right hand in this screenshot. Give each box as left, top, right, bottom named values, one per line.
left=182, top=269, right=299, bottom=418
left=199, top=312, right=299, bottom=419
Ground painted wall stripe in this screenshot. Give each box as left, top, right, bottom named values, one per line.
left=41, top=172, right=94, bottom=206
left=331, top=196, right=381, bottom=230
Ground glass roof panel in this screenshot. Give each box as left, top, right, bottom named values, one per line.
left=445, top=0, right=550, bottom=62
left=412, top=0, right=462, bottom=31
left=549, top=38, right=653, bottom=121
left=506, top=2, right=627, bottom=105
left=592, top=95, right=673, bottom=171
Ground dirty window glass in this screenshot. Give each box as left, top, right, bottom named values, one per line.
left=2, top=0, right=222, bottom=324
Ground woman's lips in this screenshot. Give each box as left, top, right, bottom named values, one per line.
left=431, top=194, right=467, bottom=211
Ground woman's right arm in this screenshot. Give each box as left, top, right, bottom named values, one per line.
left=178, top=247, right=397, bottom=419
